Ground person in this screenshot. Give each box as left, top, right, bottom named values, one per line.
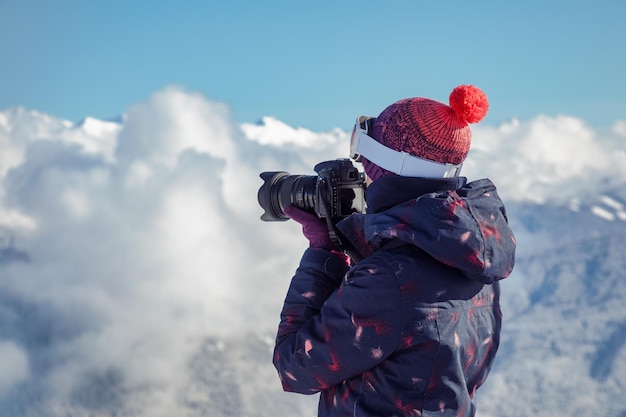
left=273, top=85, right=516, bottom=417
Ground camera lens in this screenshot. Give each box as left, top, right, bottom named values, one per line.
left=258, top=172, right=317, bottom=221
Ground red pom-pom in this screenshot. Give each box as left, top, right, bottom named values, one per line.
left=449, top=85, right=489, bottom=124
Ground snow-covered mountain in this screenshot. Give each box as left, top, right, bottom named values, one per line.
left=0, top=88, right=625, bottom=416
left=479, top=194, right=626, bottom=417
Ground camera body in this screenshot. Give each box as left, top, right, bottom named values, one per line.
left=258, top=159, right=366, bottom=225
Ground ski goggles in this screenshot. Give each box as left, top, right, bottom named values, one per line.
left=349, top=116, right=463, bottom=178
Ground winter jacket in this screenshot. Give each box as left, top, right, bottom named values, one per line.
left=273, top=175, right=516, bottom=417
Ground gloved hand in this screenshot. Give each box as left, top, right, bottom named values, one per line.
left=284, top=206, right=335, bottom=250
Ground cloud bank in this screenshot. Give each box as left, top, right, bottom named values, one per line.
left=466, top=116, right=626, bottom=204
left=0, top=86, right=624, bottom=414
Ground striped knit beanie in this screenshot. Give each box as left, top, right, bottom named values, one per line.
left=362, top=85, right=489, bottom=180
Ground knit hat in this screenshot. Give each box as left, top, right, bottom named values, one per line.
left=362, top=85, right=489, bottom=181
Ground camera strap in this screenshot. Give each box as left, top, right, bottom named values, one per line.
left=315, top=178, right=362, bottom=263
left=327, top=219, right=363, bottom=264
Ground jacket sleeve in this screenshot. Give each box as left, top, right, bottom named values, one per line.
left=273, top=248, right=402, bottom=394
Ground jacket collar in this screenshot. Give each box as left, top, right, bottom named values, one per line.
left=365, top=175, right=467, bottom=214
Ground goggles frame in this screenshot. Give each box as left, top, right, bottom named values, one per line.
left=349, top=116, right=462, bottom=178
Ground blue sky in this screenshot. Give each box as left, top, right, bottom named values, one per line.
left=1, top=0, right=625, bottom=131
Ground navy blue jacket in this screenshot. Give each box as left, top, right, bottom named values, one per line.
left=274, top=176, right=516, bottom=417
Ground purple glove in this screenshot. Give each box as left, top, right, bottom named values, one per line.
left=284, top=206, right=335, bottom=249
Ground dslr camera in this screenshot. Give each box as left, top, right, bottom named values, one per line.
left=257, top=159, right=366, bottom=244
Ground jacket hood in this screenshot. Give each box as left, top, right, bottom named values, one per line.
left=337, top=176, right=516, bottom=283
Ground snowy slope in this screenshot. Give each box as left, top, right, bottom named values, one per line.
left=480, top=194, right=626, bottom=417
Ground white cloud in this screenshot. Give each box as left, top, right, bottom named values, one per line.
left=0, top=87, right=321, bottom=414
left=465, top=115, right=626, bottom=204
left=0, top=341, right=29, bottom=395
left=0, top=86, right=624, bottom=415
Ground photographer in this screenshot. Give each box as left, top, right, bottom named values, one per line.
left=272, top=85, right=516, bottom=417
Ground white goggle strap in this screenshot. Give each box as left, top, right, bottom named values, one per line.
left=352, top=130, right=462, bottom=178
